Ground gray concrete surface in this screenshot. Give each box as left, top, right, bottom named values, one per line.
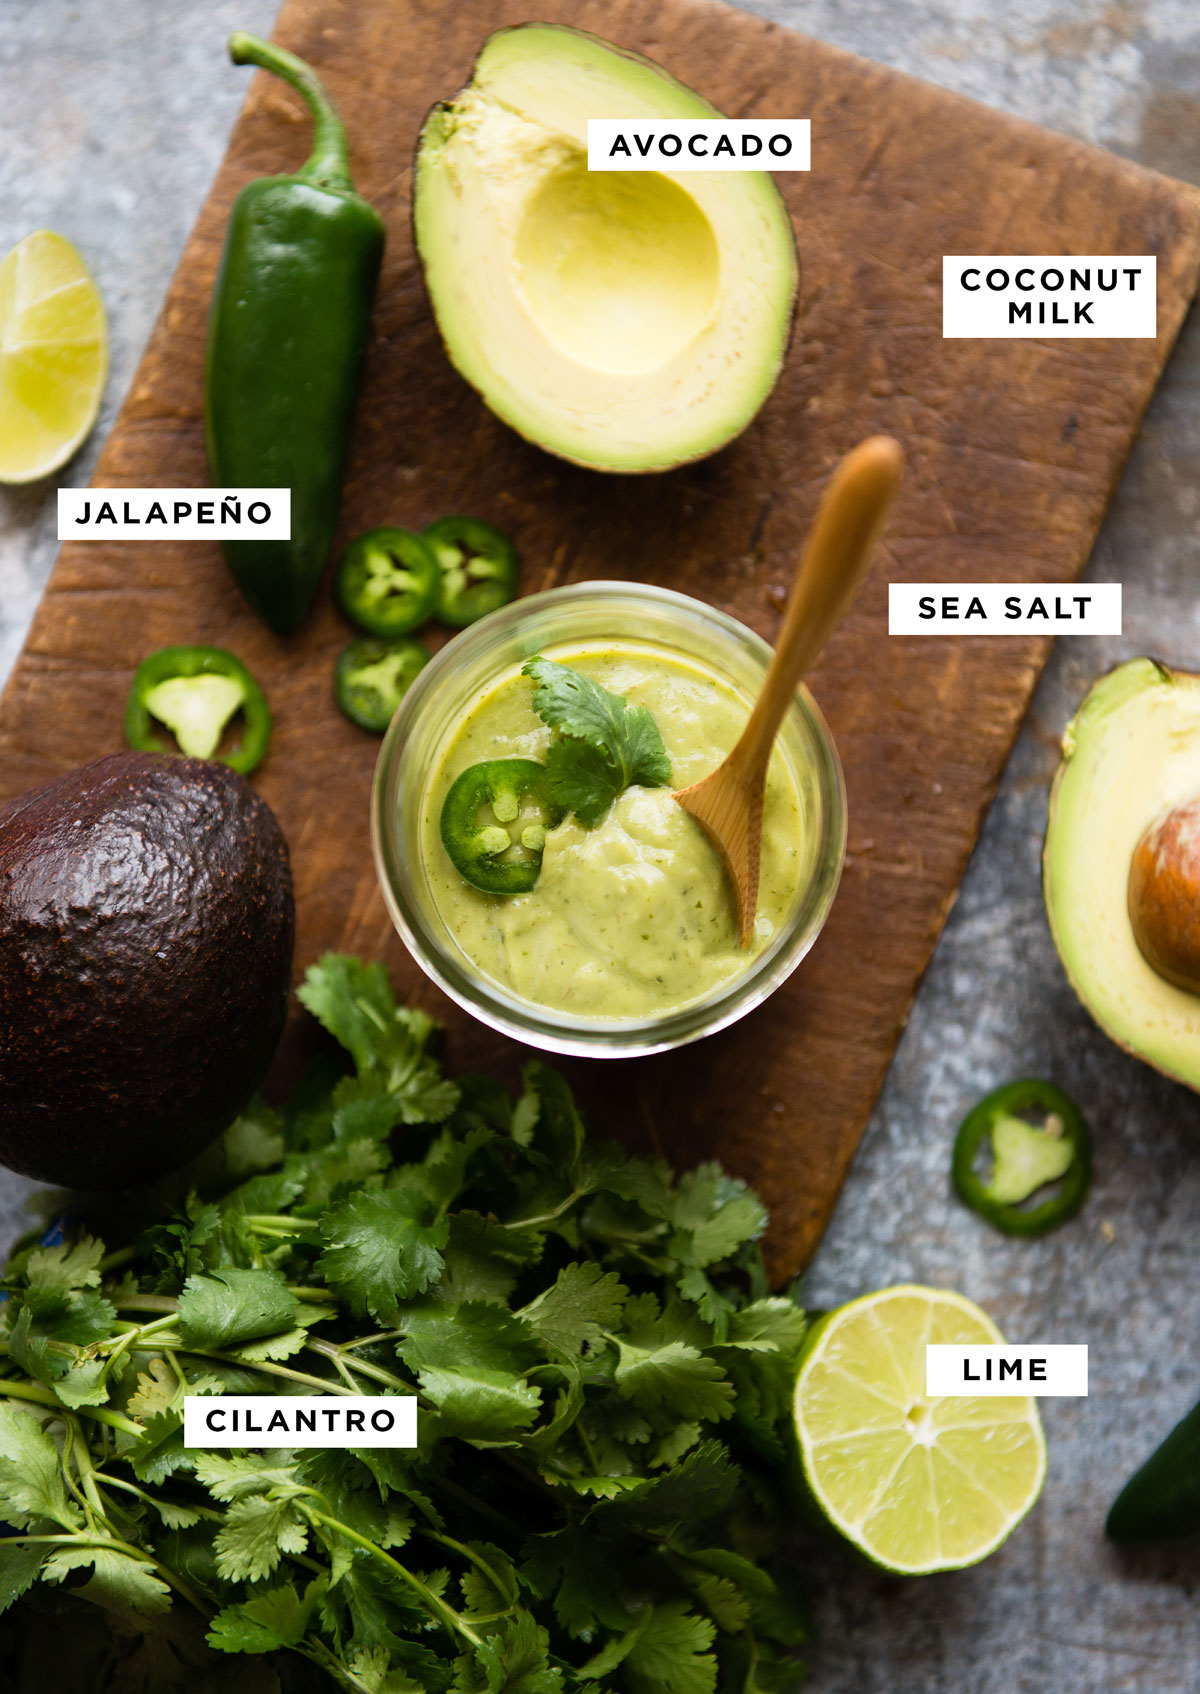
left=2, top=1, right=1200, bottom=1689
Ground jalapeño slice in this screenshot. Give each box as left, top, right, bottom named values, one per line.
left=125, top=645, right=271, bottom=774
left=336, top=527, right=441, bottom=636
left=952, top=1078, right=1091, bottom=1236
left=424, top=516, right=519, bottom=627
left=334, top=636, right=429, bottom=733
left=439, top=758, right=561, bottom=894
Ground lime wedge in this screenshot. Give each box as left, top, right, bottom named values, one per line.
left=0, top=230, right=108, bottom=483
left=794, top=1284, right=1046, bottom=1573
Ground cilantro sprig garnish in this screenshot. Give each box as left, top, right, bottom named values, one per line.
left=522, top=657, right=672, bottom=826
left=0, top=955, right=808, bottom=1693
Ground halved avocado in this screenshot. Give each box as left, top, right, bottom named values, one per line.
left=413, top=23, right=798, bottom=473
left=1044, top=657, right=1200, bottom=1088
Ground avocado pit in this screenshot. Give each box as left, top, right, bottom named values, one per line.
left=1129, top=797, right=1200, bottom=994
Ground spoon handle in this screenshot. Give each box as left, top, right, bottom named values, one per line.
left=738, top=435, right=904, bottom=773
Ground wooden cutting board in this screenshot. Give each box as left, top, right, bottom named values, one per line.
left=3, top=0, right=1199, bottom=1279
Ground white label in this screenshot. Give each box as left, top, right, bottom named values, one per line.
left=58, top=488, right=291, bottom=540
left=889, top=582, right=1121, bottom=635
left=943, top=256, right=1156, bottom=338
left=587, top=119, right=810, bottom=172
left=926, top=1344, right=1088, bottom=1397
left=183, top=1394, right=418, bottom=1449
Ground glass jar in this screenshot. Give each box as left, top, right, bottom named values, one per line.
left=372, top=582, right=846, bottom=1057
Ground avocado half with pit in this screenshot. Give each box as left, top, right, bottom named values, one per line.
left=1044, top=657, right=1200, bottom=1089
left=413, top=24, right=799, bottom=473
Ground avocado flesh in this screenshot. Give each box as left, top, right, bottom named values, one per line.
left=0, top=750, right=294, bottom=1187
left=414, top=23, right=798, bottom=473
left=1044, top=658, right=1200, bottom=1089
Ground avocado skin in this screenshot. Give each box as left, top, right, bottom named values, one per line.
left=0, top=750, right=294, bottom=1188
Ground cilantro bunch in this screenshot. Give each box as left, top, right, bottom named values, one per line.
left=0, top=956, right=808, bottom=1693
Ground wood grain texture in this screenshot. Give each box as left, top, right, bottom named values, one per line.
left=2, top=0, right=1198, bottom=1278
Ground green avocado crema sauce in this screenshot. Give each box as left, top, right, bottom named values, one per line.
left=421, top=644, right=810, bottom=1020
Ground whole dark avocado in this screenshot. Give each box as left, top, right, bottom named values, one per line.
left=0, top=750, right=294, bottom=1187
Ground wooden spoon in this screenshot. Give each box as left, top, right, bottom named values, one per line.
left=675, top=435, right=904, bottom=946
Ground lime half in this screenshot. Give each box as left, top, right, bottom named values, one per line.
left=794, top=1284, right=1046, bottom=1574
left=0, top=230, right=107, bottom=483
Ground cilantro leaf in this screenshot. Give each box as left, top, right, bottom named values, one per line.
left=0, top=1401, right=80, bottom=1530
left=318, top=1189, right=449, bottom=1323
left=11, top=1284, right=115, bottom=1346
left=614, top=1337, right=735, bottom=1423
left=213, top=1495, right=309, bottom=1583
left=400, top=1303, right=542, bottom=1441
left=668, top=1164, right=768, bottom=1269
left=522, top=658, right=671, bottom=825
left=0, top=1541, right=46, bottom=1614
left=23, top=1234, right=104, bottom=1292
left=724, top=1297, right=808, bottom=1355
left=521, top=1262, right=626, bottom=1361
left=349, top=1645, right=429, bottom=1693
left=298, top=955, right=460, bottom=1123
left=520, top=1527, right=632, bottom=1638
left=594, top=1443, right=738, bottom=1534
left=129, top=1410, right=189, bottom=1486
left=194, top=1453, right=306, bottom=1505
left=52, top=1356, right=111, bottom=1408
left=208, top=1576, right=325, bottom=1653
left=518, top=1062, right=585, bottom=1176
left=298, top=954, right=404, bottom=1073
left=437, top=1209, right=539, bottom=1306
left=177, top=1267, right=298, bottom=1351
left=454, top=1609, right=563, bottom=1694
left=689, top=1571, right=751, bottom=1631
left=400, top=1302, right=544, bottom=1377
left=624, top=1600, right=717, bottom=1694
left=218, top=1100, right=286, bottom=1175
left=457, top=1540, right=520, bottom=1619
left=42, top=1544, right=172, bottom=1618
left=126, top=1359, right=183, bottom=1421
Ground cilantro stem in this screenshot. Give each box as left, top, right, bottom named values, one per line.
left=100, top=1312, right=178, bottom=1383
left=97, top=1245, right=137, bottom=1274
left=575, top=1419, right=603, bottom=1477
left=113, top=1294, right=178, bottom=1314
left=305, top=1507, right=482, bottom=1646
left=244, top=1214, right=311, bottom=1234
left=305, top=1337, right=414, bottom=1394
left=173, top=1349, right=353, bottom=1395
left=162, top=1347, right=189, bottom=1394
left=423, top=1528, right=515, bottom=1607
left=97, top=1472, right=213, bottom=1520
left=504, top=1190, right=586, bottom=1230
left=64, top=1415, right=123, bottom=1539
left=59, top=1419, right=102, bottom=1528
left=338, top=1329, right=406, bottom=1349
left=326, top=1351, right=359, bottom=1391
left=303, top=1635, right=377, bottom=1694
left=0, top=1378, right=143, bottom=1437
